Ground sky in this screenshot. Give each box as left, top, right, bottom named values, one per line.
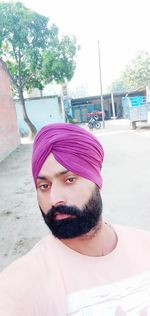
left=11, top=0, right=150, bottom=95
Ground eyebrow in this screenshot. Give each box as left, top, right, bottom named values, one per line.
left=37, top=169, right=69, bottom=180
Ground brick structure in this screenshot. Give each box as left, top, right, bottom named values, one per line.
left=0, top=59, right=20, bottom=162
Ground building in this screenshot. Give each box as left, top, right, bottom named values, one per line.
left=0, top=59, right=20, bottom=162
left=70, top=90, right=146, bottom=123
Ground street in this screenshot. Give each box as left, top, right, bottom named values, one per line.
left=0, top=119, right=150, bottom=271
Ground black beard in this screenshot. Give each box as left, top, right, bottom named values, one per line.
left=40, top=187, right=103, bottom=239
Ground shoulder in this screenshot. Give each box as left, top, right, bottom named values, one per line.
left=114, top=224, right=150, bottom=243
left=115, top=223, right=150, bottom=235
left=0, top=234, right=64, bottom=315
left=0, top=234, right=56, bottom=290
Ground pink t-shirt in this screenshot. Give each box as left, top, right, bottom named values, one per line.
left=0, top=224, right=150, bottom=315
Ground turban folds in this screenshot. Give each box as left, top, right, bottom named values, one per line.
left=32, top=123, right=104, bottom=188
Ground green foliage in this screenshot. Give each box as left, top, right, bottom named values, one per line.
left=107, top=79, right=126, bottom=93
left=108, top=51, right=150, bottom=93
left=121, top=51, right=150, bottom=90
left=0, top=1, right=79, bottom=136
left=41, top=35, right=78, bottom=84
left=0, top=1, right=78, bottom=94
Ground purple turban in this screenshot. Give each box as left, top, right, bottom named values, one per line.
left=32, top=123, right=104, bottom=188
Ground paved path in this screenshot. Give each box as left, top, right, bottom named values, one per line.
left=95, top=120, right=150, bottom=230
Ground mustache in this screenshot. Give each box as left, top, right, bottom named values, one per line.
left=41, top=204, right=82, bottom=222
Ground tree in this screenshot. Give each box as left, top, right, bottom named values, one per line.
left=0, top=2, right=78, bottom=138
left=108, top=51, right=150, bottom=93
left=107, top=79, right=126, bottom=93
left=121, top=51, right=150, bottom=91
left=42, top=35, right=79, bottom=84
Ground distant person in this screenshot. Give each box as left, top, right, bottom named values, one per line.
left=117, top=103, right=123, bottom=119
left=104, top=109, right=109, bottom=119
left=65, top=111, right=74, bottom=123
left=0, top=123, right=150, bottom=315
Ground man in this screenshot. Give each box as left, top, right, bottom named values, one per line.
left=0, top=122, right=150, bottom=316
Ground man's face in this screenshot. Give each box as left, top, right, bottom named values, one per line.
left=37, top=153, right=102, bottom=239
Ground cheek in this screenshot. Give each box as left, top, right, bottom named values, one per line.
left=68, top=183, right=94, bottom=208
left=37, top=191, right=49, bottom=211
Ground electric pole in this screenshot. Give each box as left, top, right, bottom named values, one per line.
left=98, top=40, right=105, bottom=128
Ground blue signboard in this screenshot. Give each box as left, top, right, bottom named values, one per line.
left=129, top=96, right=144, bottom=106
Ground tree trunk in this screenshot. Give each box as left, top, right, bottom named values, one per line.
left=3, top=60, right=37, bottom=139
left=18, top=88, right=37, bottom=139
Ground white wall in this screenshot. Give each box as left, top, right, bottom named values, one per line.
left=16, top=96, right=65, bottom=135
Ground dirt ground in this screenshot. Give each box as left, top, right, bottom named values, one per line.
left=0, top=119, right=150, bottom=271
left=0, top=142, right=48, bottom=271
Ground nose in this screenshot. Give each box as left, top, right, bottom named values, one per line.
left=50, top=183, right=66, bottom=208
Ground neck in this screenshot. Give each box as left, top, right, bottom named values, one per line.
left=61, top=221, right=118, bottom=257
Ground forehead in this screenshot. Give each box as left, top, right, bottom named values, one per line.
left=38, top=153, right=68, bottom=177
left=37, top=153, right=96, bottom=190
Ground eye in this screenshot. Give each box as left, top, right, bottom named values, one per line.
left=38, top=183, right=50, bottom=191
left=66, top=177, right=76, bottom=184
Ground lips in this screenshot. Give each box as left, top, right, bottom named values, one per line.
left=54, top=212, right=75, bottom=220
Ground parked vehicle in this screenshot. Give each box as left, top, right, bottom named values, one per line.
left=122, top=96, right=150, bottom=129
left=86, top=112, right=101, bottom=130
